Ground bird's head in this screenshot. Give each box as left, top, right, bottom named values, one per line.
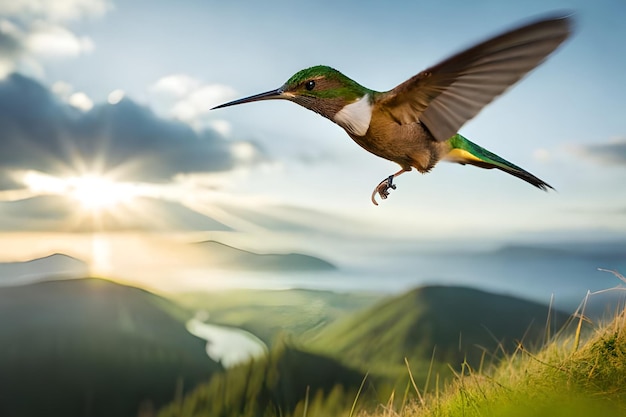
left=211, top=65, right=372, bottom=121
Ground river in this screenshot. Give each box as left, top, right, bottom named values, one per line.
left=186, top=311, right=268, bottom=367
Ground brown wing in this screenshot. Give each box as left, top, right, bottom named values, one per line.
left=378, top=15, right=573, bottom=142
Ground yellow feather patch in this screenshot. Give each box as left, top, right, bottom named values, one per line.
left=444, top=148, right=484, bottom=164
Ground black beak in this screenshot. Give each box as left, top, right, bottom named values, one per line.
left=211, top=87, right=285, bottom=110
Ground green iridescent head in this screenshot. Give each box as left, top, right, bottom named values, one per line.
left=282, top=65, right=371, bottom=101
left=211, top=65, right=373, bottom=118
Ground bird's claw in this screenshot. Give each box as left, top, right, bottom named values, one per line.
left=371, top=175, right=396, bottom=206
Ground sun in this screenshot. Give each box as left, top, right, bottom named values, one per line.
left=20, top=170, right=141, bottom=214
left=66, top=175, right=138, bottom=212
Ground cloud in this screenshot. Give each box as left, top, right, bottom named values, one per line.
left=25, top=21, right=94, bottom=57
left=67, top=91, right=93, bottom=111
left=51, top=80, right=93, bottom=111
left=51, top=80, right=73, bottom=98
left=0, top=73, right=265, bottom=189
left=170, top=84, right=237, bottom=120
left=0, top=0, right=108, bottom=77
left=532, top=148, right=551, bottom=162
left=0, top=170, right=22, bottom=190
left=0, top=21, right=21, bottom=56
left=151, top=74, right=201, bottom=98
left=149, top=74, right=237, bottom=132
left=209, top=119, right=232, bottom=136
left=575, top=137, right=626, bottom=166
left=0, top=0, right=111, bottom=23
left=0, top=20, right=27, bottom=77
left=107, top=89, right=125, bottom=104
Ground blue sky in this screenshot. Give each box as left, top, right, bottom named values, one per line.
left=0, top=0, right=625, bottom=270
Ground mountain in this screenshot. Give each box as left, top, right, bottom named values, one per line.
left=387, top=241, right=626, bottom=315
left=0, top=278, right=221, bottom=417
left=0, top=253, right=89, bottom=286
left=489, top=243, right=626, bottom=261
left=162, top=286, right=576, bottom=417
left=308, top=286, right=571, bottom=375
left=159, top=342, right=367, bottom=417
left=193, top=240, right=336, bottom=271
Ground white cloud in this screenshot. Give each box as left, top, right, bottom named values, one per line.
left=0, top=19, right=25, bottom=78
left=0, top=63, right=11, bottom=79
left=107, top=89, right=125, bottom=104
left=0, top=0, right=109, bottom=76
left=68, top=91, right=93, bottom=111
left=533, top=148, right=551, bottom=162
left=150, top=74, right=237, bottom=123
left=26, top=22, right=94, bottom=57
left=0, top=0, right=111, bottom=22
left=209, top=120, right=232, bottom=137
left=573, top=137, right=626, bottom=166
left=171, top=83, right=237, bottom=121
left=232, top=142, right=261, bottom=163
left=151, top=74, right=201, bottom=98
left=49, top=81, right=93, bottom=111
left=51, top=80, right=73, bottom=98
left=0, top=19, right=21, bottom=37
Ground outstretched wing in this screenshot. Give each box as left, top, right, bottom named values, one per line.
left=378, top=14, right=572, bottom=142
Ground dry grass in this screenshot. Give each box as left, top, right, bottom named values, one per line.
left=358, top=270, right=626, bottom=417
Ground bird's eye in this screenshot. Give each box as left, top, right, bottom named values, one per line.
left=305, top=80, right=315, bottom=91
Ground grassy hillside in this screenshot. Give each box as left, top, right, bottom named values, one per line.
left=0, top=278, right=221, bottom=417
left=308, top=286, right=570, bottom=379
left=158, top=341, right=368, bottom=417
left=364, top=305, right=626, bottom=417
left=159, top=286, right=581, bottom=417
left=173, top=288, right=384, bottom=344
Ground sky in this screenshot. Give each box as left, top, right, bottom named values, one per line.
left=0, top=0, right=625, bottom=275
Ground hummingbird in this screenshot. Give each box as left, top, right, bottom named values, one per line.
left=212, top=14, right=572, bottom=205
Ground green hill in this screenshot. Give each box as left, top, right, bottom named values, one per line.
left=158, top=286, right=576, bottom=417
left=374, top=308, right=626, bottom=417
left=308, top=286, right=569, bottom=377
left=159, top=342, right=367, bottom=417
left=0, top=278, right=221, bottom=417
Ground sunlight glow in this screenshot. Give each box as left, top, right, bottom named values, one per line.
left=90, top=233, right=112, bottom=275
left=22, top=171, right=67, bottom=194
left=67, top=175, right=137, bottom=211
left=21, top=170, right=141, bottom=213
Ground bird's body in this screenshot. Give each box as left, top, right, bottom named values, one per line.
left=342, top=93, right=448, bottom=174
left=212, top=14, right=572, bottom=204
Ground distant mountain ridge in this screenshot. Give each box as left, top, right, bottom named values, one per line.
left=490, top=243, right=626, bottom=260
left=0, top=253, right=89, bottom=286
left=194, top=240, right=336, bottom=271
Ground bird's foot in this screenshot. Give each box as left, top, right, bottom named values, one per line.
left=371, top=175, right=396, bottom=206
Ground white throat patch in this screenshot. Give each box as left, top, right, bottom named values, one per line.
left=333, top=94, right=372, bottom=137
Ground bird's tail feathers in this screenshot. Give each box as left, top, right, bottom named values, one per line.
left=445, top=134, right=554, bottom=191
